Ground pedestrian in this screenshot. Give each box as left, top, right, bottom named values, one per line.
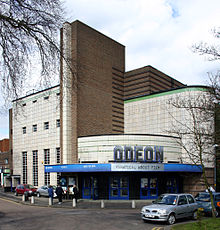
left=73, top=184, right=79, bottom=203
left=48, top=185, right=54, bottom=205
left=56, top=184, right=63, bottom=204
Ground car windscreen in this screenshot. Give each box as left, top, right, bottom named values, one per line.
left=195, top=193, right=210, bottom=202
left=26, top=184, right=35, bottom=189
left=154, top=194, right=177, bottom=205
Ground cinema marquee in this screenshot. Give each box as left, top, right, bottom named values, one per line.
left=113, top=145, right=164, bottom=163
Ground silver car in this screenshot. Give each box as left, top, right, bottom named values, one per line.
left=141, top=193, right=198, bottom=225
left=36, top=186, right=57, bottom=198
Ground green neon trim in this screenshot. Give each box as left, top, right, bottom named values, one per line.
left=124, top=87, right=208, bottom=104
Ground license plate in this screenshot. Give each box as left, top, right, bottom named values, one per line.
left=145, top=214, right=154, bottom=218
left=198, top=208, right=204, bottom=211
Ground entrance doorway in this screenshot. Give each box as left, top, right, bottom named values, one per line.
left=166, top=178, right=178, bottom=193
left=82, top=176, right=98, bottom=199
left=109, top=176, right=129, bottom=200
left=140, top=177, right=158, bottom=199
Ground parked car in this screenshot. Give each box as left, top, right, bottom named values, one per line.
left=195, top=192, right=220, bottom=217
left=141, top=193, right=198, bottom=225
left=15, top=184, right=37, bottom=196
left=36, top=186, right=57, bottom=198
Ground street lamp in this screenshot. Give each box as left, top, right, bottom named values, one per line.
left=213, top=144, right=219, bottom=191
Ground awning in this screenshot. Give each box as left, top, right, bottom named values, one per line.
left=45, top=163, right=202, bottom=173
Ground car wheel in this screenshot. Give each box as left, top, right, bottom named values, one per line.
left=167, top=213, right=176, bottom=225
left=37, top=193, right=40, bottom=198
left=192, top=211, right=197, bottom=220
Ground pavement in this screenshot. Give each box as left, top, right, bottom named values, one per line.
left=0, top=188, right=152, bottom=210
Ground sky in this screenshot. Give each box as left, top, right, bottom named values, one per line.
left=0, top=0, right=220, bottom=139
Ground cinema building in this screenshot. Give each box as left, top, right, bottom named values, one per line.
left=11, top=21, right=214, bottom=200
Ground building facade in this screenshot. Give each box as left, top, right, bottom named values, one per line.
left=0, top=138, right=12, bottom=189
left=11, top=20, right=214, bottom=199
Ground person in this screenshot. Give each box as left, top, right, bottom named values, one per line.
left=48, top=185, right=54, bottom=205
left=73, top=184, right=79, bottom=203
left=56, top=184, right=63, bottom=204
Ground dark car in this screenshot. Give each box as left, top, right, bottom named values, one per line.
left=15, top=184, right=37, bottom=197
left=195, top=192, right=220, bottom=217
left=141, top=193, right=198, bottom=225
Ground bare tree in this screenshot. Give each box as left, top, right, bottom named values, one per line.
left=0, top=0, right=64, bottom=103
left=167, top=90, right=217, bottom=217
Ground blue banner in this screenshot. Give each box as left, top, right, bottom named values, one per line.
left=45, top=163, right=202, bottom=173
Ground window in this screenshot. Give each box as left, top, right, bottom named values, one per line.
left=33, top=124, right=37, bottom=132
left=44, top=122, right=49, bottom=130
left=32, top=100, right=37, bottom=103
left=56, top=119, right=60, bottom=128
left=44, top=149, right=50, bottom=165
left=44, top=172, right=50, bottom=186
left=22, top=127, right=26, bottom=134
left=57, top=172, right=61, bottom=185
left=44, top=96, right=49, bottom=100
left=56, top=147, right=61, bottom=164
left=56, top=92, right=60, bottom=96
left=33, top=150, right=38, bottom=186
left=22, top=103, right=26, bottom=107
left=4, top=158, right=8, bottom=164
left=22, top=152, right=27, bottom=184
left=178, top=195, right=187, bottom=205
left=187, top=195, right=195, bottom=204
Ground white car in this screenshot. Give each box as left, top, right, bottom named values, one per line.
left=141, top=193, right=198, bottom=225
left=36, top=186, right=57, bottom=198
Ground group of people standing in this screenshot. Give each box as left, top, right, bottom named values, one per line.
left=48, top=184, right=79, bottom=205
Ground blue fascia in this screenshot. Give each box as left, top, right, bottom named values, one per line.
left=45, top=163, right=202, bottom=173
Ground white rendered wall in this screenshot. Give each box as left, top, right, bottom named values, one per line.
left=12, top=86, right=60, bottom=186
left=124, top=88, right=214, bottom=167
left=78, top=134, right=181, bottom=163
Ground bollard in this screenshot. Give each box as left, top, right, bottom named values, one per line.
left=72, top=198, right=76, bottom=208
left=131, top=200, right=135, bottom=209
left=101, top=200, right=105, bottom=209
left=49, top=197, right=53, bottom=206
left=31, top=196, right=35, bottom=204
left=22, top=194, right=25, bottom=202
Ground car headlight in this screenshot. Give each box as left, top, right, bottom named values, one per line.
left=158, top=209, right=167, bottom=215
left=141, top=207, right=146, bottom=213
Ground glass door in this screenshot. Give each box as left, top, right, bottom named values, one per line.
left=109, top=176, right=129, bottom=200
left=140, top=177, right=158, bottom=199
left=82, top=176, right=98, bottom=199
left=166, top=178, right=178, bottom=193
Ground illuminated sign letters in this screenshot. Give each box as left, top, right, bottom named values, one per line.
left=113, top=146, right=164, bottom=163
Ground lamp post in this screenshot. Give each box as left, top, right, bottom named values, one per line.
left=213, top=144, right=218, bottom=191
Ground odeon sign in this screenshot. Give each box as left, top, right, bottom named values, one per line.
left=113, top=145, right=164, bottom=163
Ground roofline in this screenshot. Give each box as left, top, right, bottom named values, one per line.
left=124, top=85, right=210, bottom=103
left=125, top=65, right=185, bottom=86
left=12, top=84, right=60, bottom=102
left=78, top=133, right=180, bottom=139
